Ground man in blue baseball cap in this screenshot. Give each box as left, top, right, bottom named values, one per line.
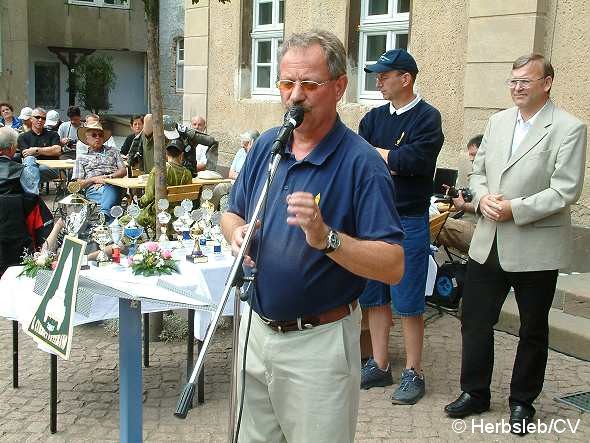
left=358, top=48, right=444, bottom=405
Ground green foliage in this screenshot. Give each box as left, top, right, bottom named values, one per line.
left=76, top=55, right=117, bottom=114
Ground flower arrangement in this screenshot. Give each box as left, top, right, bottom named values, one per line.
left=129, top=242, right=178, bottom=277
left=19, top=250, right=57, bottom=278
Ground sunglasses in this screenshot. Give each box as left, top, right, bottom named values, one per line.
left=276, top=79, right=331, bottom=92
left=87, top=131, right=104, bottom=138
left=32, top=115, right=46, bottom=120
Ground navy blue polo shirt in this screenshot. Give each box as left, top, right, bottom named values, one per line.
left=228, top=117, right=404, bottom=320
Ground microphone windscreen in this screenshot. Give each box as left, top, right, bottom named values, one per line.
left=285, top=105, right=305, bottom=128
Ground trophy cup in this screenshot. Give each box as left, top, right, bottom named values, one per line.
left=65, top=204, right=88, bottom=239
left=186, top=209, right=208, bottom=263
left=156, top=198, right=171, bottom=243
left=92, top=213, right=112, bottom=266
left=210, top=211, right=223, bottom=255
left=124, top=202, right=144, bottom=257
left=109, top=205, right=124, bottom=245
left=172, top=206, right=185, bottom=248
left=200, top=187, right=215, bottom=218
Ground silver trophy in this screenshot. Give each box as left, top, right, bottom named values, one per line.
left=92, top=213, right=112, bottom=266
left=65, top=204, right=88, bottom=238
left=172, top=206, right=186, bottom=247
left=201, top=187, right=215, bottom=219
left=124, top=202, right=144, bottom=256
left=109, top=205, right=124, bottom=245
left=156, top=198, right=171, bottom=242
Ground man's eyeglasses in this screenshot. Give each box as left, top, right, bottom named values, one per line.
left=505, top=77, right=546, bottom=89
left=31, top=115, right=46, bottom=120
left=87, top=132, right=103, bottom=138
left=275, top=79, right=331, bottom=92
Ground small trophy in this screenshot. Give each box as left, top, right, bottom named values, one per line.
left=109, top=205, right=124, bottom=245
left=65, top=204, right=88, bottom=239
left=186, top=209, right=207, bottom=263
left=200, top=187, right=215, bottom=217
left=172, top=206, right=185, bottom=247
left=156, top=198, right=171, bottom=243
left=124, top=202, right=144, bottom=257
left=92, top=213, right=112, bottom=266
left=210, top=211, right=223, bottom=254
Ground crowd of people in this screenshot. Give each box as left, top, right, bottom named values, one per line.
left=1, top=26, right=587, bottom=442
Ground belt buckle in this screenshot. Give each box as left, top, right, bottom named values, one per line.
left=296, top=317, right=314, bottom=330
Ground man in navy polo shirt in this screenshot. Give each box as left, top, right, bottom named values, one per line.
left=359, top=49, right=444, bottom=405
left=221, top=30, right=404, bottom=442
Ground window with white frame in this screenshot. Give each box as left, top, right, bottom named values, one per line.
left=69, top=0, right=130, bottom=9
left=251, top=0, right=284, bottom=96
left=176, top=39, right=184, bottom=91
left=358, top=0, right=410, bottom=100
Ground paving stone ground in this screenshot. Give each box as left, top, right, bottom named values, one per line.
left=1, top=308, right=588, bottom=442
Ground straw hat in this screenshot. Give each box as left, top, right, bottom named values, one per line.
left=77, top=120, right=112, bottom=142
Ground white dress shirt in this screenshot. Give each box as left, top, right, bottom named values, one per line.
left=389, top=94, right=422, bottom=115
left=510, top=101, right=548, bottom=156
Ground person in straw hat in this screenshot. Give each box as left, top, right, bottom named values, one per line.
left=72, top=120, right=126, bottom=221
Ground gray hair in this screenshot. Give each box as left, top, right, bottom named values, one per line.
left=0, top=126, right=19, bottom=149
left=32, top=107, right=47, bottom=115
left=240, top=130, right=260, bottom=143
left=279, top=30, right=347, bottom=80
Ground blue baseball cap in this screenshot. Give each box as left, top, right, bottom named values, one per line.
left=364, top=49, right=419, bottom=74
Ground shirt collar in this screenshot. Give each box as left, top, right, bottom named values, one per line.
left=284, top=115, right=347, bottom=166
left=516, top=100, right=549, bottom=126
left=389, top=94, right=422, bottom=115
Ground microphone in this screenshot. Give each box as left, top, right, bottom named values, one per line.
left=271, top=105, right=305, bottom=156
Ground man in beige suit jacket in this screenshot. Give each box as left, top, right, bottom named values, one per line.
left=444, top=54, right=587, bottom=435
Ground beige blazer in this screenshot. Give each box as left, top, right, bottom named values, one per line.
left=469, top=100, right=587, bottom=271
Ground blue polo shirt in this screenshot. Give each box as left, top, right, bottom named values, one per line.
left=228, top=117, right=404, bottom=320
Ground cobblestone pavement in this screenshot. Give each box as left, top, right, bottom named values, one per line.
left=0, top=309, right=588, bottom=442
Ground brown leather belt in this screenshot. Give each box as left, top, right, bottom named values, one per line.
left=260, top=300, right=358, bottom=333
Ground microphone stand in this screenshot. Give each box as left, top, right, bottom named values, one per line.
left=175, top=149, right=285, bottom=441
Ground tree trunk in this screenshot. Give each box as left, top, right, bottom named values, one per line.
left=144, top=0, right=166, bottom=235
left=144, top=0, right=165, bottom=341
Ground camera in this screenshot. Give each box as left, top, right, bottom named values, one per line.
left=446, top=186, right=473, bottom=202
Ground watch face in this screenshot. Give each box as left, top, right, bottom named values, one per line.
left=328, top=230, right=340, bottom=250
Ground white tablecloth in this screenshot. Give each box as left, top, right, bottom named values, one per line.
left=0, top=248, right=235, bottom=345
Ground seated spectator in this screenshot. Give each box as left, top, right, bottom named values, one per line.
left=44, top=110, right=62, bottom=132
left=58, top=106, right=82, bottom=159
left=0, top=102, right=23, bottom=131
left=18, top=107, right=33, bottom=133
left=137, top=139, right=192, bottom=230
left=436, top=134, right=482, bottom=254
left=16, top=108, right=61, bottom=183
left=229, top=130, right=259, bottom=180
left=76, top=114, right=117, bottom=157
left=0, top=127, right=49, bottom=274
left=120, top=114, right=144, bottom=156
left=73, top=121, right=126, bottom=221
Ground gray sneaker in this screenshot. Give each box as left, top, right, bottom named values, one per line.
left=391, top=368, right=425, bottom=405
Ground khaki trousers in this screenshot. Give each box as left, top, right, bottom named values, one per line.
left=236, top=304, right=361, bottom=443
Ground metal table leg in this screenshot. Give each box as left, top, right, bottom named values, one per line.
left=187, top=309, right=195, bottom=409
left=143, top=313, right=149, bottom=368
left=12, top=320, right=18, bottom=388
left=50, top=354, right=57, bottom=434
left=197, top=339, right=204, bottom=404
left=119, top=299, right=143, bottom=443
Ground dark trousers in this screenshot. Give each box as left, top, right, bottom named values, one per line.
left=460, top=240, right=558, bottom=410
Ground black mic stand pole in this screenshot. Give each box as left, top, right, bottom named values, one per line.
left=175, top=149, right=285, bottom=440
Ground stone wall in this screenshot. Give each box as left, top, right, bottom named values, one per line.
left=0, top=0, right=29, bottom=107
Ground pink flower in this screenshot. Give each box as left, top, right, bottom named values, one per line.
left=145, top=242, right=159, bottom=253
left=51, top=260, right=58, bottom=270
left=162, top=250, right=172, bottom=259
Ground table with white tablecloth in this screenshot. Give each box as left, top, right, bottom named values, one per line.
left=0, top=248, right=235, bottom=441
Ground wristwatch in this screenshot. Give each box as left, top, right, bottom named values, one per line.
left=320, top=229, right=341, bottom=254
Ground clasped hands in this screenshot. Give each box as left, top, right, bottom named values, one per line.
left=230, top=191, right=329, bottom=267
left=479, top=193, right=512, bottom=222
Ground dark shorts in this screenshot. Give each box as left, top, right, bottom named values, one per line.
left=359, top=212, right=430, bottom=316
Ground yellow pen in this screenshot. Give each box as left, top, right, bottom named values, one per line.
left=395, top=131, right=405, bottom=146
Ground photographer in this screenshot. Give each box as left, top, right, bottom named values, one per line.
left=436, top=135, right=481, bottom=253
left=58, top=106, right=82, bottom=160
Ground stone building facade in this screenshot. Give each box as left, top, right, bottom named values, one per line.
left=159, top=0, right=185, bottom=120
left=0, top=0, right=148, bottom=117
left=183, top=0, right=590, bottom=226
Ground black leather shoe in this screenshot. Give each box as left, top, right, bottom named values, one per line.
left=444, top=392, right=490, bottom=418
left=509, top=404, right=535, bottom=436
